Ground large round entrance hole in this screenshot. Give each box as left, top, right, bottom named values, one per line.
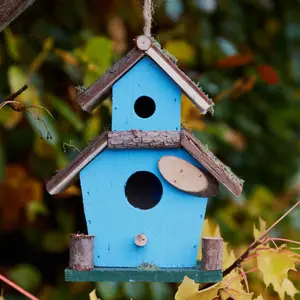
left=134, top=96, right=156, bottom=118
left=125, top=171, right=163, bottom=210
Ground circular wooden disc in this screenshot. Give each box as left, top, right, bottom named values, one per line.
left=158, top=156, right=208, bottom=194
left=136, top=35, right=152, bottom=51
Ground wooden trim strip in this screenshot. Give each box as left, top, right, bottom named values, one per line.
left=145, top=44, right=213, bottom=114
left=77, top=48, right=144, bottom=112
left=181, top=129, right=243, bottom=196
left=46, top=131, right=108, bottom=195
left=0, top=0, right=38, bottom=33
left=108, top=130, right=181, bottom=148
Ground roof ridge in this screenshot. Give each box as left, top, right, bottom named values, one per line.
left=76, top=35, right=214, bottom=114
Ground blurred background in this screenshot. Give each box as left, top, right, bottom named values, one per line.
left=0, top=0, right=299, bottom=299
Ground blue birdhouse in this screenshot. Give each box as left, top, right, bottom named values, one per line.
left=47, top=35, right=243, bottom=283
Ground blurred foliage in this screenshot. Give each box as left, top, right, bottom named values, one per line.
left=0, top=0, right=299, bottom=299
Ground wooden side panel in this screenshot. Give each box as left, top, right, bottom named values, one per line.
left=79, top=148, right=207, bottom=268
left=0, top=0, right=37, bottom=32
left=77, top=48, right=144, bottom=112
left=181, top=129, right=243, bottom=196
left=112, top=57, right=181, bottom=131
left=46, top=131, right=108, bottom=195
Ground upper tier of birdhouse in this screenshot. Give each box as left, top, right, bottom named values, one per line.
left=46, top=36, right=244, bottom=197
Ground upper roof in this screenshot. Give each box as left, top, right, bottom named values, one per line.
left=46, top=129, right=243, bottom=197
left=77, top=35, right=214, bottom=115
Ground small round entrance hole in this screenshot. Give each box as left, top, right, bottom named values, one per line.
left=134, top=96, right=156, bottom=118
left=125, top=171, right=163, bottom=210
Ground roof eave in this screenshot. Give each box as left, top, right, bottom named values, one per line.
left=180, top=128, right=243, bottom=197
left=77, top=48, right=144, bottom=112
left=46, top=131, right=108, bottom=195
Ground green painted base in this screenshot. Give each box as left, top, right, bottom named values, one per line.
left=65, top=265, right=222, bottom=283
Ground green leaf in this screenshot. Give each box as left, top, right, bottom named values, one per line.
left=49, top=94, right=84, bottom=131
left=96, top=282, right=120, bottom=300
left=43, top=231, right=69, bottom=253
left=82, top=36, right=112, bottom=86
left=56, top=209, right=74, bottom=233
left=8, top=66, right=28, bottom=101
left=4, top=29, right=21, bottom=61
left=150, top=282, right=173, bottom=300
left=25, top=201, right=49, bottom=222
left=8, top=264, right=42, bottom=292
left=84, top=111, right=101, bottom=142
left=123, top=282, right=148, bottom=299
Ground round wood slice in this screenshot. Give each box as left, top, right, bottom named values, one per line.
left=158, top=156, right=208, bottom=195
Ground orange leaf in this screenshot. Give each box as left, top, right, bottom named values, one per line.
left=256, top=64, right=280, bottom=85
left=217, top=53, right=254, bottom=68
left=0, top=164, right=42, bottom=231
left=55, top=49, right=80, bottom=66
left=55, top=185, right=81, bottom=198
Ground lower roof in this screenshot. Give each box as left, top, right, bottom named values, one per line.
left=46, top=129, right=243, bottom=197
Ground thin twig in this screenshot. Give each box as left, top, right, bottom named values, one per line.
left=238, top=267, right=249, bottom=293
left=255, top=201, right=300, bottom=242
left=221, top=289, right=236, bottom=300
left=0, top=274, right=39, bottom=300
left=265, top=238, right=300, bottom=246
left=224, top=201, right=300, bottom=277
left=282, top=250, right=300, bottom=258
left=28, top=105, right=55, bottom=120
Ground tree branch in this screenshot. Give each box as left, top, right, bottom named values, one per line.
left=1, top=84, right=28, bottom=111
left=200, top=200, right=300, bottom=291
left=0, top=0, right=38, bottom=33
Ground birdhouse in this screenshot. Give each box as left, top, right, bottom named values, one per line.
left=46, top=35, right=243, bottom=283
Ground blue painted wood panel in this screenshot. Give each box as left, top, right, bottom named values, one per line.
left=80, top=149, right=208, bottom=268
left=112, top=57, right=181, bottom=131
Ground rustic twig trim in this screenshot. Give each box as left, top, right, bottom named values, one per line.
left=46, top=131, right=108, bottom=195
left=181, top=128, right=243, bottom=196
left=108, top=130, right=180, bottom=148
left=0, top=0, right=38, bottom=33
left=201, top=237, right=223, bottom=271
left=69, top=234, right=95, bottom=271
left=77, top=48, right=144, bottom=112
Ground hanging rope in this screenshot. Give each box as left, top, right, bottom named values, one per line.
left=143, top=0, right=154, bottom=36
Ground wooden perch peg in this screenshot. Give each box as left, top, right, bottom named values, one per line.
left=201, top=237, right=223, bottom=271
left=135, top=233, right=148, bottom=247
left=158, top=156, right=219, bottom=197
left=69, top=234, right=94, bottom=271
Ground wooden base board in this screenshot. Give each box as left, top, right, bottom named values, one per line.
left=65, top=266, right=222, bottom=283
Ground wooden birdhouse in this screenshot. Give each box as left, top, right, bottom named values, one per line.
left=46, top=35, right=243, bottom=283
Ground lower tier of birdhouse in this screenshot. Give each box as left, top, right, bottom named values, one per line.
left=79, top=148, right=209, bottom=268
left=65, top=262, right=222, bottom=283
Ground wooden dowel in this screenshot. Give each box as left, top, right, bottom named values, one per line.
left=201, top=237, right=223, bottom=271
left=69, top=234, right=95, bottom=271
left=135, top=233, right=148, bottom=247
